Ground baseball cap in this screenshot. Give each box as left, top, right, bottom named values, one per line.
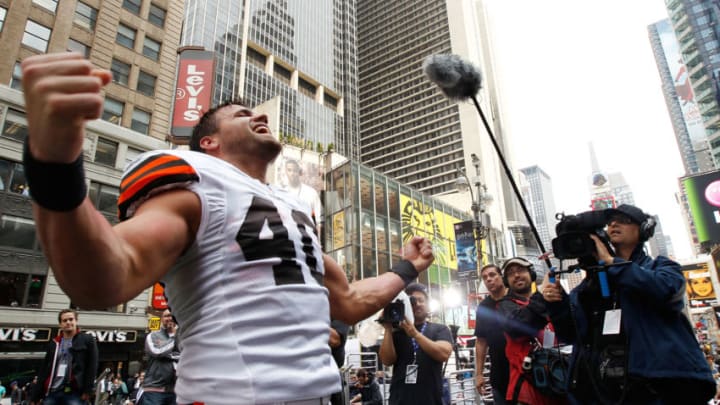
left=501, top=257, right=532, bottom=273
left=604, top=204, right=649, bottom=225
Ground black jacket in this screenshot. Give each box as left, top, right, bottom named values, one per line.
left=32, top=331, right=99, bottom=401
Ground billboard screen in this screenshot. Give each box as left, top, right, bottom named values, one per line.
left=683, top=261, right=716, bottom=307
left=682, top=170, right=720, bottom=244
left=170, top=48, right=215, bottom=143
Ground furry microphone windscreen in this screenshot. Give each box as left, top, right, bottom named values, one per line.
left=422, top=54, right=482, bottom=101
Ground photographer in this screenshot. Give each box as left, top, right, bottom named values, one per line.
left=542, top=204, right=716, bottom=404
left=379, top=283, right=453, bottom=405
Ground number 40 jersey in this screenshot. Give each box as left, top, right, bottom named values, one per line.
left=118, top=150, right=339, bottom=405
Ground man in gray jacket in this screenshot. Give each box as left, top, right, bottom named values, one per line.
left=138, top=309, right=179, bottom=405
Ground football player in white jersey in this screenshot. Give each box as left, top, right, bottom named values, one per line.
left=21, top=52, right=435, bottom=405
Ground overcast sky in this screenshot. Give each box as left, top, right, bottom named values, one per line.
left=483, top=1, right=694, bottom=259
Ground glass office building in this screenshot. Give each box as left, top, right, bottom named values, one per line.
left=324, top=160, right=474, bottom=300
left=181, top=0, right=360, bottom=160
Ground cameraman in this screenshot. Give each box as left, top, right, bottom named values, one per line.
left=379, top=283, right=453, bottom=405
left=542, top=204, right=716, bottom=404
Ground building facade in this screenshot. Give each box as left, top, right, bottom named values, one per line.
left=0, top=0, right=183, bottom=380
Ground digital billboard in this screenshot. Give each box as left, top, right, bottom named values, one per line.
left=682, top=170, right=720, bottom=244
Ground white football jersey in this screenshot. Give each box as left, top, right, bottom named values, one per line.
left=119, top=150, right=339, bottom=404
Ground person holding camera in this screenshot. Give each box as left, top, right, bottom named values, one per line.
left=379, top=283, right=453, bottom=405
left=496, top=258, right=565, bottom=405
left=542, top=204, right=716, bottom=404
left=473, top=264, right=509, bottom=404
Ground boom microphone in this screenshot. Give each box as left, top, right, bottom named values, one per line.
left=423, top=53, right=552, bottom=267
left=422, top=54, right=482, bottom=100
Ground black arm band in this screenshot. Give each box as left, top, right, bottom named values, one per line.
left=390, top=260, right=419, bottom=286
left=23, top=140, right=87, bottom=211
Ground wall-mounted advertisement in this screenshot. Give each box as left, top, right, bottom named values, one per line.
left=682, top=170, right=720, bottom=245
left=454, top=221, right=477, bottom=280
left=170, top=48, right=215, bottom=143
left=400, top=195, right=465, bottom=285
left=683, top=261, right=716, bottom=307
left=656, top=19, right=706, bottom=147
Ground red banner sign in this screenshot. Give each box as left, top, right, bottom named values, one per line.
left=170, top=48, right=215, bottom=143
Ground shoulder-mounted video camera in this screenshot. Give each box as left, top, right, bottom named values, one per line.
left=551, top=210, right=614, bottom=268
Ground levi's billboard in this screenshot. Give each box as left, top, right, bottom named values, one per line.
left=170, top=48, right=215, bottom=144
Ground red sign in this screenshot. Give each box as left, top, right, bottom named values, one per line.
left=170, top=48, right=215, bottom=143
left=151, top=283, right=168, bottom=310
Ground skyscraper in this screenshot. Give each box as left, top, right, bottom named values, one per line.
left=356, top=0, right=512, bottom=258
left=663, top=0, right=720, bottom=166
left=519, top=165, right=558, bottom=253
left=181, top=0, right=360, bottom=160
left=648, top=18, right=714, bottom=175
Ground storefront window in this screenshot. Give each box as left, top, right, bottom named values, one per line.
left=0, top=271, right=45, bottom=307
left=375, top=180, right=387, bottom=216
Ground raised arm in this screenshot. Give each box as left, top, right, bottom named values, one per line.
left=324, top=236, right=434, bottom=324
left=22, top=52, right=200, bottom=308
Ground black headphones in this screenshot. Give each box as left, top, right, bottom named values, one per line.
left=639, top=215, right=656, bottom=242
left=501, top=257, right=536, bottom=288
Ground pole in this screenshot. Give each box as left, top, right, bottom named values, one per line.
left=471, top=96, right=552, bottom=269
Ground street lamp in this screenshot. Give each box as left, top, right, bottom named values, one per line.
left=456, top=153, right=492, bottom=242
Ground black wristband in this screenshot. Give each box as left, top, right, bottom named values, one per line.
left=23, top=140, right=87, bottom=211
left=390, top=260, right=419, bottom=286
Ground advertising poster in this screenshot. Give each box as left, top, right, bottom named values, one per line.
left=683, top=262, right=716, bottom=307
left=454, top=220, right=477, bottom=280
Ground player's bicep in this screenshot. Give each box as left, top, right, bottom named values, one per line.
left=115, top=189, right=201, bottom=295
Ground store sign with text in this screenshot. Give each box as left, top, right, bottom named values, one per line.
left=0, top=327, right=51, bottom=342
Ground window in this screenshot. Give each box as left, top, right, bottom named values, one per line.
left=2, top=108, right=29, bottom=142
left=125, top=147, right=143, bottom=168
left=67, top=38, right=90, bottom=57
left=74, top=1, right=98, bottom=30
left=88, top=181, right=119, bottom=213
left=122, top=0, right=142, bottom=14
left=0, top=159, right=29, bottom=196
left=102, top=98, right=124, bottom=124
left=0, top=215, right=36, bottom=250
left=142, top=36, right=161, bottom=61
left=136, top=70, right=156, bottom=96
left=0, top=271, right=46, bottom=308
left=32, top=0, right=58, bottom=12
left=110, top=58, right=131, bottom=85
left=131, top=109, right=151, bottom=134
left=116, top=24, right=136, bottom=49
left=149, top=4, right=166, bottom=27
left=22, top=20, right=51, bottom=52
left=94, top=138, right=118, bottom=166
left=11, top=62, right=22, bottom=90
left=0, top=7, right=7, bottom=32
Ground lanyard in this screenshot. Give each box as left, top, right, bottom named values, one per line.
left=411, top=322, right=427, bottom=362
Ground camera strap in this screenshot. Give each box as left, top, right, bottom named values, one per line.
left=411, top=322, right=428, bottom=363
